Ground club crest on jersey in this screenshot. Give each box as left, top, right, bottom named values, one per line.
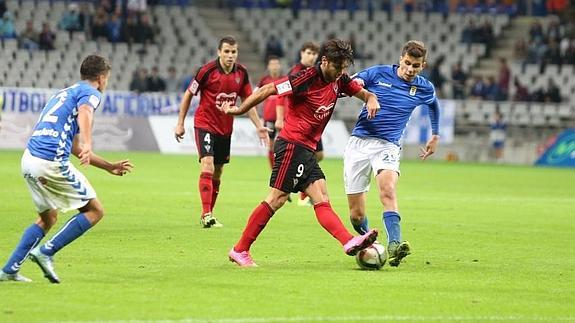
left=235, top=77, right=240, bottom=84
left=409, top=86, right=417, bottom=96
left=314, top=102, right=335, bottom=120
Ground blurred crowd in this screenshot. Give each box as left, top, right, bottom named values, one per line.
left=514, top=9, right=575, bottom=70
left=0, top=0, right=160, bottom=51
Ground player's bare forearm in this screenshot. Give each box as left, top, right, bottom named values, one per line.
left=354, top=89, right=380, bottom=119
left=234, top=83, right=277, bottom=115
left=77, top=105, right=93, bottom=148
left=177, top=90, right=193, bottom=125
left=247, top=107, right=263, bottom=128
left=88, top=152, right=113, bottom=170
left=276, top=104, right=285, bottom=122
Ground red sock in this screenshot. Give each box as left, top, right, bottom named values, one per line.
left=234, top=201, right=274, bottom=252
left=314, top=202, right=353, bottom=245
left=267, top=150, right=274, bottom=168
left=211, top=179, right=221, bottom=211
left=199, top=172, right=213, bottom=215
left=300, top=192, right=307, bottom=200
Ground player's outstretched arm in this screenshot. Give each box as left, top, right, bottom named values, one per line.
left=77, top=105, right=94, bottom=166
left=175, top=90, right=194, bottom=142
left=220, top=83, right=277, bottom=115
left=72, top=136, right=134, bottom=175
left=245, top=101, right=270, bottom=147
left=353, top=89, right=380, bottom=119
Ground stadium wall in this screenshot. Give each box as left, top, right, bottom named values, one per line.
left=0, top=87, right=556, bottom=165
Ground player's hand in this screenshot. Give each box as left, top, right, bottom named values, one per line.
left=366, top=98, right=380, bottom=120
left=79, top=144, right=92, bottom=166
left=220, top=101, right=241, bottom=115
left=257, top=125, right=271, bottom=147
left=175, top=124, right=185, bottom=142
left=275, top=118, right=284, bottom=131
left=419, top=135, right=440, bottom=161
left=108, top=159, right=134, bottom=176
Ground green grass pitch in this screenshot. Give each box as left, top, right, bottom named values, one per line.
left=0, top=150, right=574, bottom=322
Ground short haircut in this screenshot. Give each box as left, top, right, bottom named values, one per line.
left=401, top=40, right=427, bottom=60
left=266, top=55, right=280, bottom=64
left=300, top=41, right=319, bottom=53
left=318, top=39, right=354, bottom=66
left=80, top=55, right=111, bottom=81
left=218, top=35, right=237, bottom=50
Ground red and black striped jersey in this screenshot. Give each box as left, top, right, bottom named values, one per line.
left=187, top=59, right=252, bottom=136
left=273, top=65, right=362, bottom=150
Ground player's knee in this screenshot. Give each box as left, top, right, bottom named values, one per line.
left=269, top=194, right=289, bottom=210
left=379, top=186, right=396, bottom=203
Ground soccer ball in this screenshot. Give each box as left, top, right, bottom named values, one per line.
left=355, top=243, right=387, bottom=270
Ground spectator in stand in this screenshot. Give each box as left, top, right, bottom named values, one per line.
left=545, top=78, right=562, bottom=103
left=428, top=55, right=446, bottom=97
left=529, top=21, right=544, bottom=43
left=135, top=14, right=155, bottom=44
left=513, top=38, right=528, bottom=60
left=264, top=35, right=284, bottom=62
left=18, top=20, right=39, bottom=50
left=165, top=66, right=180, bottom=93
left=59, top=3, right=82, bottom=33
left=544, top=39, right=562, bottom=67
left=129, top=68, right=149, bottom=93
left=451, top=61, right=467, bottom=100
left=512, top=78, right=531, bottom=102
left=0, top=11, right=16, bottom=39
left=147, top=66, right=166, bottom=92
left=124, top=14, right=139, bottom=46
left=484, top=76, right=499, bottom=101
left=91, top=8, right=108, bottom=41
left=470, top=75, right=486, bottom=99
left=106, top=13, right=123, bottom=43
left=497, top=58, right=511, bottom=100
left=479, top=20, right=495, bottom=56
left=461, top=19, right=477, bottom=48
left=564, top=39, right=575, bottom=64
left=38, top=23, right=56, bottom=50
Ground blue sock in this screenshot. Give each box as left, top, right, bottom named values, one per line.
left=383, top=211, right=401, bottom=244
left=2, top=224, right=45, bottom=274
left=350, top=216, right=369, bottom=235
left=40, top=213, right=92, bottom=256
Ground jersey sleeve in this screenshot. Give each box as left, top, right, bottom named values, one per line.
left=187, top=66, right=208, bottom=95
left=340, top=74, right=363, bottom=97
left=240, top=74, right=253, bottom=98
left=77, top=87, right=101, bottom=111
left=354, top=66, right=376, bottom=87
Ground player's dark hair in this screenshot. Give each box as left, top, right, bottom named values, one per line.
left=300, top=41, right=319, bottom=53
left=319, top=39, right=354, bottom=66
left=401, top=40, right=427, bottom=60
left=80, top=55, right=111, bottom=81
left=218, top=36, right=237, bottom=50
left=266, top=55, right=280, bottom=64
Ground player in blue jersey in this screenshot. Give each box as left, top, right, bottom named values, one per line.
left=345, top=40, right=440, bottom=267
left=0, top=55, right=133, bottom=283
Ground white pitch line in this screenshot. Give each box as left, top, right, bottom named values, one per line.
left=59, top=315, right=575, bottom=323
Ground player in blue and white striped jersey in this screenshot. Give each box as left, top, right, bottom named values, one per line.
left=0, top=55, right=133, bottom=283
left=344, top=40, right=441, bottom=267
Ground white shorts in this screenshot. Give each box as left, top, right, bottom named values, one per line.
left=21, top=149, right=96, bottom=213
left=343, top=136, right=401, bottom=194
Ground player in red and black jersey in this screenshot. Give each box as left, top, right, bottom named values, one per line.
left=221, top=39, right=381, bottom=267
left=174, top=36, right=268, bottom=229
left=257, top=56, right=286, bottom=170
left=289, top=41, right=323, bottom=206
